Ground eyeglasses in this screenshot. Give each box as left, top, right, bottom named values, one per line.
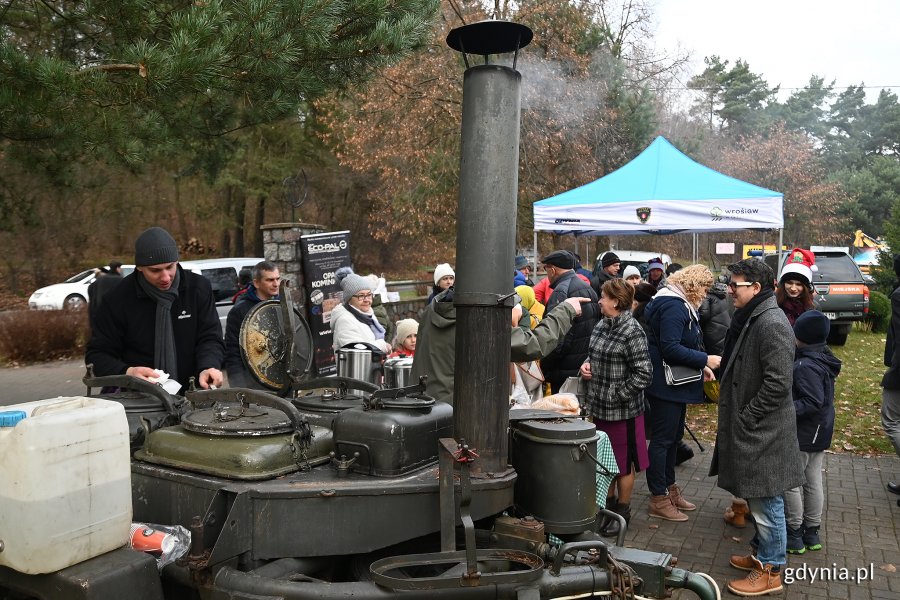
left=352, top=292, right=374, bottom=300
left=727, top=281, right=755, bottom=291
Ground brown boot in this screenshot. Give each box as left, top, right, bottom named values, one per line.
left=724, top=498, right=749, bottom=528
left=667, top=484, right=696, bottom=511
left=727, top=557, right=783, bottom=596
left=729, top=554, right=757, bottom=571
left=648, top=494, right=688, bottom=522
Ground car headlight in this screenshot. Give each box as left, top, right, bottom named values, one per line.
left=30, top=292, right=41, bottom=300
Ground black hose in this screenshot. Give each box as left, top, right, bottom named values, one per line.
left=212, top=564, right=614, bottom=600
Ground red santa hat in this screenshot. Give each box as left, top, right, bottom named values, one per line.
left=780, top=248, right=817, bottom=287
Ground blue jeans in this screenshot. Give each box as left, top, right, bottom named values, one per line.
left=747, top=496, right=787, bottom=567
left=645, top=396, right=686, bottom=496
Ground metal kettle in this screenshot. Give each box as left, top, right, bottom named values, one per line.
left=336, top=343, right=383, bottom=384
left=383, top=356, right=414, bottom=389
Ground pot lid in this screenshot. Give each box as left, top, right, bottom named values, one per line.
left=512, top=417, right=598, bottom=442
left=182, top=402, right=293, bottom=436
left=241, top=299, right=313, bottom=393
left=293, top=388, right=367, bottom=413
left=384, top=356, right=414, bottom=368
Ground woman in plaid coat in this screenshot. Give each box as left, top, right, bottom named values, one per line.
left=579, top=278, right=652, bottom=537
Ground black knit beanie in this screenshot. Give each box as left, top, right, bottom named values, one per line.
left=601, top=252, right=621, bottom=268
left=135, top=227, right=179, bottom=266
left=794, top=310, right=830, bottom=345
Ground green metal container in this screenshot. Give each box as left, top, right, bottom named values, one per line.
left=509, top=417, right=599, bottom=534
left=135, top=423, right=333, bottom=480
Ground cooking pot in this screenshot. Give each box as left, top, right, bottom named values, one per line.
left=383, top=356, right=414, bottom=389
left=337, top=343, right=383, bottom=384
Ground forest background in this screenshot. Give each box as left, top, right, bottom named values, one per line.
left=3, top=0, right=900, bottom=307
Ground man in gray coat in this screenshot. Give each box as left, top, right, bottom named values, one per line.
left=710, top=258, right=804, bottom=596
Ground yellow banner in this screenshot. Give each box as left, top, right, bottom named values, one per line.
left=742, top=244, right=789, bottom=259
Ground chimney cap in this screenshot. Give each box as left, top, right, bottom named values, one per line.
left=446, top=20, right=533, bottom=56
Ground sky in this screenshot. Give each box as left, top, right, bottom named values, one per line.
left=651, top=0, right=900, bottom=102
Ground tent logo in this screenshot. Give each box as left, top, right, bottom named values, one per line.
left=710, top=206, right=724, bottom=221
left=636, top=207, right=651, bottom=223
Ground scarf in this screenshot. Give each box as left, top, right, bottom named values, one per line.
left=780, top=297, right=806, bottom=326
left=654, top=283, right=701, bottom=322
left=348, top=304, right=386, bottom=340
left=721, top=288, right=773, bottom=374
left=137, top=268, right=181, bottom=382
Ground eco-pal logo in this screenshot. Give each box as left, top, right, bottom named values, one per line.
left=710, top=207, right=724, bottom=221
left=307, top=240, right=348, bottom=254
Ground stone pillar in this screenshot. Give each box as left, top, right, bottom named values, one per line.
left=260, top=222, right=326, bottom=311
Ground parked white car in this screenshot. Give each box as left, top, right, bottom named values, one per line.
left=180, top=258, right=264, bottom=332
left=28, top=269, right=99, bottom=310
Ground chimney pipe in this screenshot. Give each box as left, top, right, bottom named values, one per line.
left=446, top=21, right=532, bottom=476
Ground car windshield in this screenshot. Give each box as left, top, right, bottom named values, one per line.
left=813, top=254, right=863, bottom=282
left=63, top=269, right=96, bottom=284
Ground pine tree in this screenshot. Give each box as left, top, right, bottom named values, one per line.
left=0, top=1, right=440, bottom=170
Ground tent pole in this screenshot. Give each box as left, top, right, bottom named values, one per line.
left=777, top=229, right=784, bottom=275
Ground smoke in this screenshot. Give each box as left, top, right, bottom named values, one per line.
left=515, top=51, right=632, bottom=128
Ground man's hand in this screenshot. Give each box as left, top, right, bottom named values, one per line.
left=125, top=366, right=159, bottom=381
left=706, top=354, right=722, bottom=370
left=703, top=366, right=716, bottom=382
left=199, top=368, right=224, bottom=389
left=579, top=362, right=592, bottom=380
left=563, top=297, right=592, bottom=316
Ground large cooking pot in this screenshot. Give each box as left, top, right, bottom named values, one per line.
left=383, top=356, right=414, bottom=389
left=336, top=343, right=384, bottom=384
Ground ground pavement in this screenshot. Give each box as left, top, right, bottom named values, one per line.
left=621, top=446, right=900, bottom=599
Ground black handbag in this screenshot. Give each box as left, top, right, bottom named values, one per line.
left=662, top=361, right=703, bottom=386
left=652, top=299, right=704, bottom=386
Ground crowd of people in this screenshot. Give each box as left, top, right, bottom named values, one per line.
left=84, top=227, right=900, bottom=597
left=501, top=247, right=845, bottom=596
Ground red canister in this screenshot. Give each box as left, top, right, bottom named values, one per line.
left=129, top=524, right=175, bottom=556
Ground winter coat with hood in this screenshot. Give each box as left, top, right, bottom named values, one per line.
left=86, top=266, right=224, bottom=386
left=699, top=283, right=731, bottom=357
left=542, top=270, right=600, bottom=390
left=643, top=288, right=708, bottom=404
left=709, top=294, right=805, bottom=499
left=793, top=343, right=841, bottom=452
left=882, top=282, right=900, bottom=389
left=410, top=288, right=578, bottom=404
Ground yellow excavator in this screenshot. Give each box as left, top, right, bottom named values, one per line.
left=852, top=230, right=888, bottom=274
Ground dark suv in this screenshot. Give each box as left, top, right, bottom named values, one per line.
left=765, top=250, right=869, bottom=345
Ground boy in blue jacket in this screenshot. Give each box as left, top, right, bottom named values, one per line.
left=785, top=310, right=842, bottom=554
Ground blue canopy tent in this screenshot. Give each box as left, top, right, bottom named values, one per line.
left=531, top=136, right=784, bottom=263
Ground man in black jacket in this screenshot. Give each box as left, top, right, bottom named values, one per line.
left=540, top=250, right=600, bottom=392
left=224, top=261, right=280, bottom=388
left=86, top=227, right=224, bottom=392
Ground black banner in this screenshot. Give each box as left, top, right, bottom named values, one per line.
left=300, top=230, right=351, bottom=376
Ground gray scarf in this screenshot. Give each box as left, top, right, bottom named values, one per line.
left=137, top=268, right=181, bottom=382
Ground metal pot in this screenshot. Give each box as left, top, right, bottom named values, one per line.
left=383, top=356, right=414, bottom=389
left=337, top=345, right=378, bottom=383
